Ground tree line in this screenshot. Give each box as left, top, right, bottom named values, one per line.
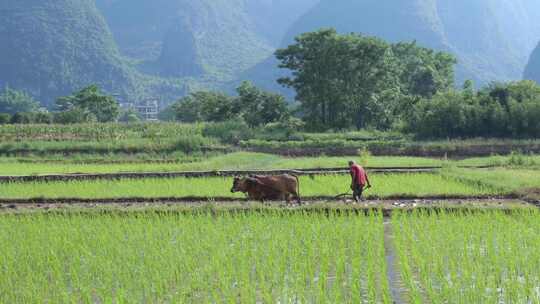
left=0, top=85, right=138, bottom=124
left=161, top=81, right=292, bottom=128
left=275, top=28, right=540, bottom=138
left=165, top=28, right=540, bottom=139
left=406, top=80, right=540, bottom=138
left=276, top=29, right=456, bottom=131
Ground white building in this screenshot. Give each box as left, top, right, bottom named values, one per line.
left=120, top=99, right=159, bottom=121
left=136, top=99, right=159, bottom=121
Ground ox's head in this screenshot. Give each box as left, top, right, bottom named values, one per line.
left=231, top=176, right=258, bottom=193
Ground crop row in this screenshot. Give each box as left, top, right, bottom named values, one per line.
left=0, top=212, right=389, bottom=303
left=0, top=123, right=204, bottom=142
left=0, top=173, right=501, bottom=200
left=394, top=209, right=540, bottom=303
left=1, top=152, right=539, bottom=176
left=4, top=210, right=540, bottom=303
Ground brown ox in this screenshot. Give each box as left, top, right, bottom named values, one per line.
left=231, top=174, right=301, bottom=205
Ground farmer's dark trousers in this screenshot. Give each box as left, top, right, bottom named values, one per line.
left=352, top=184, right=364, bottom=202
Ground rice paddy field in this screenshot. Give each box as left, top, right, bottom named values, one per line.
left=0, top=173, right=502, bottom=200
left=3, top=209, right=540, bottom=303
left=393, top=209, right=540, bottom=303
left=0, top=211, right=389, bottom=303
left=1, top=144, right=540, bottom=303
left=0, top=152, right=539, bottom=176
left=0, top=153, right=445, bottom=176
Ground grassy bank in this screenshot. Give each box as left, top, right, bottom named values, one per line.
left=244, top=139, right=540, bottom=157
left=2, top=123, right=540, bottom=158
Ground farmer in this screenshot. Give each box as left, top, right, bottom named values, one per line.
left=349, top=160, right=371, bottom=202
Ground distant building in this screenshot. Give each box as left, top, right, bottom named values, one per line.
left=136, top=99, right=159, bottom=121
left=120, top=99, right=159, bottom=121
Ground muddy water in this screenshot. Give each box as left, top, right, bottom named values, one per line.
left=384, top=218, right=406, bottom=304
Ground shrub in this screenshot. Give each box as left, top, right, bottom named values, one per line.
left=33, top=112, right=53, bottom=124
left=10, top=112, right=35, bottom=124
left=172, top=134, right=216, bottom=153
left=0, top=113, right=11, bottom=124
left=54, top=109, right=97, bottom=124
left=203, top=121, right=254, bottom=144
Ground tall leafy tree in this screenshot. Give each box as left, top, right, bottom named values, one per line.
left=0, top=86, right=40, bottom=115
left=171, top=84, right=290, bottom=126
left=237, top=81, right=289, bottom=127
left=276, top=29, right=398, bottom=130
left=171, top=91, right=238, bottom=123
left=56, top=85, right=120, bottom=123
left=405, top=80, right=540, bottom=138
left=391, top=42, right=456, bottom=98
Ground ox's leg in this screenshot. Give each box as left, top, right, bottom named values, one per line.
left=256, top=193, right=267, bottom=206
left=259, top=194, right=269, bottom=206
left=284, top=193, right=292, bottom=207
left=292, top=191, right=302, bottom=205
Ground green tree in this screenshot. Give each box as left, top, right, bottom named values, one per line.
left=276, top=29, right=399, bottom=130
left=119, top=108, right=142, bottom=123
left=10, top=112, right=35, bottom=124
left=157, top=105, right=177, bottom=121
left=0, top=113, right=10, bottom=124
left=236, top=81, right=289, bottom=127
left=404, top=80, right=540, bottom=139
left=172, top=97, right=203, bottom=123
left=0, top=87, right=40, bottom=115
left=56, top=85, right=119, bottom=122
left=392, top=42, right=456, bottom=98
left=484, top=80, right=540, bottom=108
left=171, top=91, right=237, bottom=123
left=33, top=112, right=53, bottom=124
left=54, top=108, right=97, bottom=124
left=462, top=80, right=475, bottom=102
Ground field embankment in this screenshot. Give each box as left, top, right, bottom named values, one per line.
left=2, top=123, right=540, bottom=158
left=245, top=140, right=540, bottom=157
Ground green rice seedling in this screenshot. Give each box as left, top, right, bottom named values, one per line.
left=442, top=168, right=540, bottom=193
left=393, top=209, right=540, bottom=303
left=0, top=152, right=446, bottom=175
left=0, top=173, right=498, bottom=200
left=0, top=211, right=390, bottom=303
left=0, top=153, right=448, bottom=175
left=0, top=151, right=539, bottom=175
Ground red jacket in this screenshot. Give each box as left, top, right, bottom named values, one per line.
left=350, top=164, right=368, bottom=186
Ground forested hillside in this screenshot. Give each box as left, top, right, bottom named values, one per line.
left=279, top=0, right=540, bottom=86
left=95, top=0, right=318, bottom=81
left=525, top=43, right=540, bottom=84
left=2, top=0, right=539, bottom=107
left=0, top=0, right=141, bottom=106
left=1, top=0, right=317, bottom=106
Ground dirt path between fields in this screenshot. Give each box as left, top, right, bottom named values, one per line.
left=0, top=194, right=518, bottom=205
left=0, top=196, right=529, bottom=213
